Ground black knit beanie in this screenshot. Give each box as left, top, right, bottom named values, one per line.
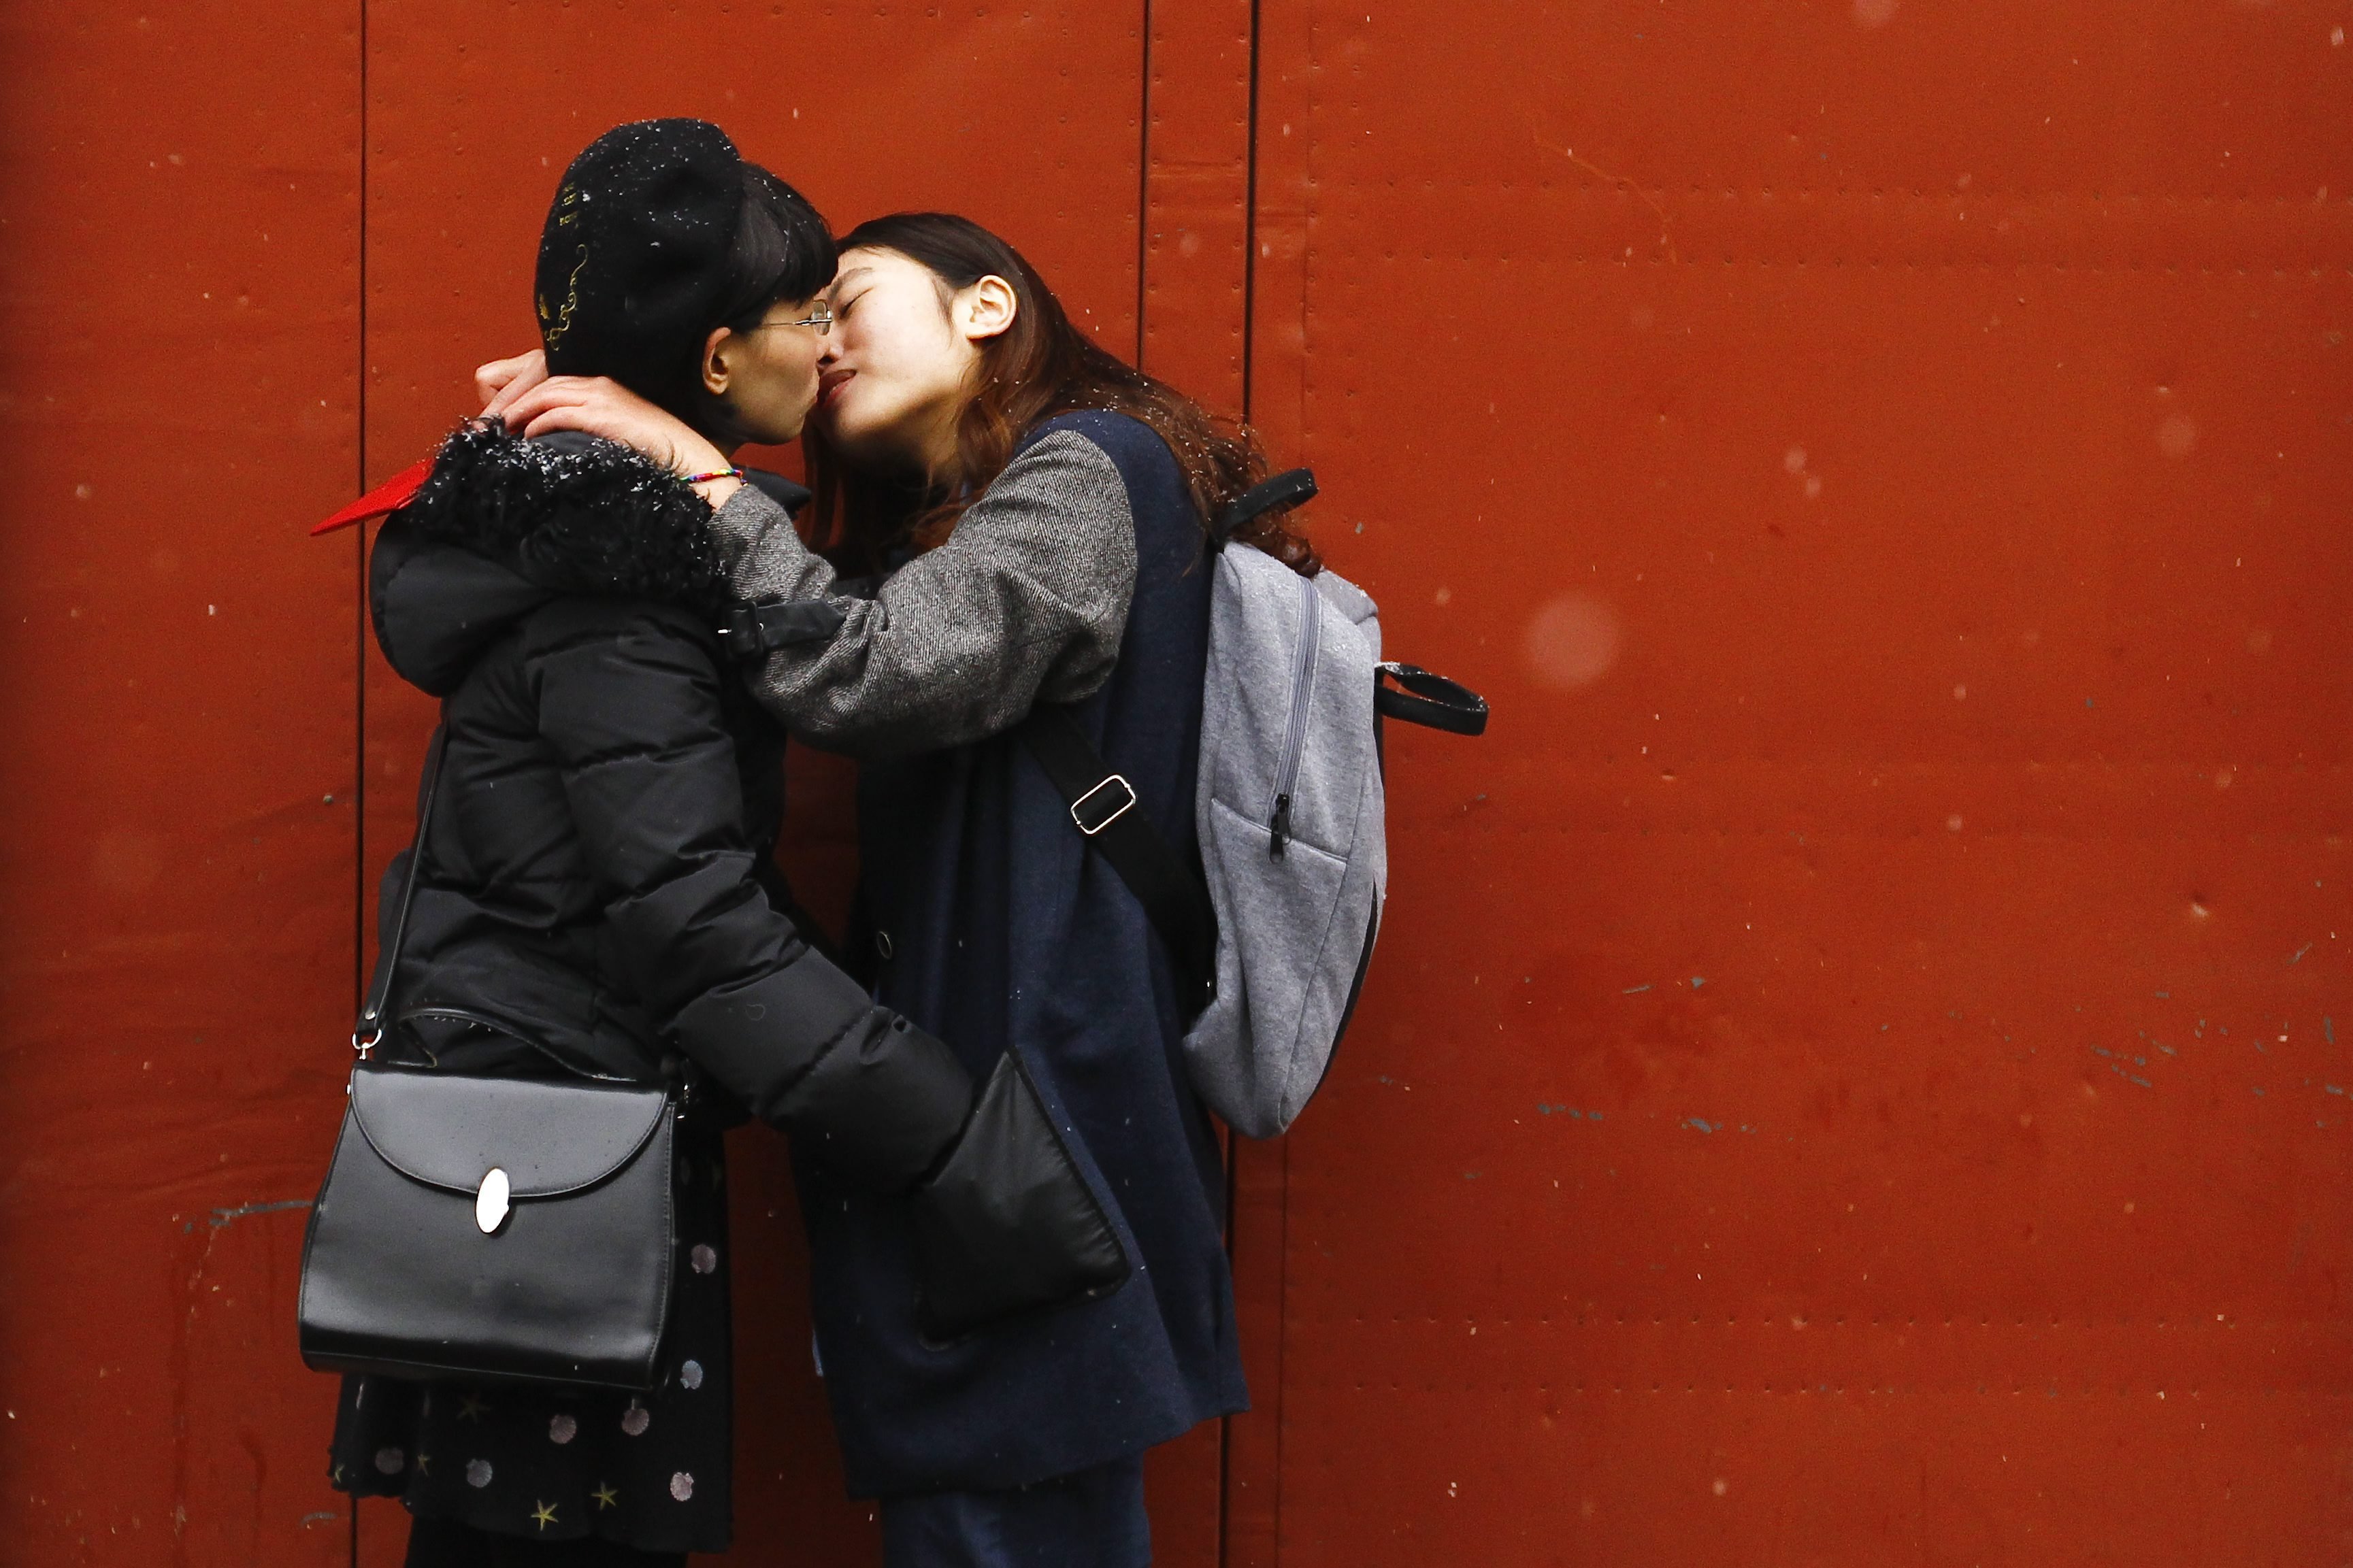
left=535, top=118, right=746, bottom=406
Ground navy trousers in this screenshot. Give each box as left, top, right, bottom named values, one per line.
left=879, top=1455, right=1151, bottom=1568
left=403, top=1516, right=685, bottom=1567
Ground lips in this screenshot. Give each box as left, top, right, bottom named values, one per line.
left=817, top=369, right=855, bottom=412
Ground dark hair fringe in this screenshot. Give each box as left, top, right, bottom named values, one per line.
left=713, top=163, right=840, bottom=331
left=400, top=421, right=733, bottom=615
left=660, top=163, right=838, bottom=441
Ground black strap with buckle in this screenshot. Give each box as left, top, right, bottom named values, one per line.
left=717, top=598, right=849, bottom=661
left=1068, top=773, right=1139, bottom=835
left=1017, top=705, right=1217, bottom=1012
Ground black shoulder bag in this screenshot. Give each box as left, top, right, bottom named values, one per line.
left=298, top=731, right=685, bottom=1390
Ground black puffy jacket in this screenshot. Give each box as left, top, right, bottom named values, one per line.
left=367, top=425, right=970, bottom=1190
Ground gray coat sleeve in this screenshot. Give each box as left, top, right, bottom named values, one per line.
left=705, top=429, right=1140, bottom=758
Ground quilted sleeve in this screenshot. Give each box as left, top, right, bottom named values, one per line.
left=520, top=599, right=971, bottom=1189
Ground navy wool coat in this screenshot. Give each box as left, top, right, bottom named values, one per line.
left=797, top=412, right=1251, bottom=1496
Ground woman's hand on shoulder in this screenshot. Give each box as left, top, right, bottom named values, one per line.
left=496, top=374, right=742, bottom=504
left=476, top=350, right=548, bottom=419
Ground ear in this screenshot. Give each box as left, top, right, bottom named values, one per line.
left=955, top=275, right=1019, bottom=344
left=700, top=324, right=736, bottom=396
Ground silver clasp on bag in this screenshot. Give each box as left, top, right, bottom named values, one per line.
left=476, top=1168, right=512, bottom=1234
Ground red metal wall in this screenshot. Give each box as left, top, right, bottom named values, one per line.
left=1239, top=1, right=2353, bottom=1563
left=0, top=1, right=362, bottom=1561
left=2, top=1, right=2347, bottom=1564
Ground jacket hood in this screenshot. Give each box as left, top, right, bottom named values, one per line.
left=370, top=424, right=794, bottom=696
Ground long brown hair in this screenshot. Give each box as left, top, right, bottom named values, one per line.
left=802, top=212, right=1317, bottom=577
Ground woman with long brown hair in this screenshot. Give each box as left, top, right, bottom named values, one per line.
left=495, top=211, right=1316, bottom=1567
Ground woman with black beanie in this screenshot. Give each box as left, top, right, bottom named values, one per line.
left=323, top=121, right=1110, bottom=1567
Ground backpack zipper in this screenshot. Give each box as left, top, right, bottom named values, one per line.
left=1268, top=571, right=1321, bottom=858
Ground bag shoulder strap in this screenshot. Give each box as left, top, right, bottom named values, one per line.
left=354, top=727, right=450, bottom=1056
left=1015, top=706, right=1217, bottom=1013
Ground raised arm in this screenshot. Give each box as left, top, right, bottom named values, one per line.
left=495, top=371, right=1141, bottom=758
left=706, top=428, right=1137, bottom=756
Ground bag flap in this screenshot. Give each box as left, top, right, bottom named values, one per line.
left=348, top=1065, right=669, bottom=1199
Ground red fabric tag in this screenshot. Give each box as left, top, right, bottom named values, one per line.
left=310, top=455, right=434, bottom=535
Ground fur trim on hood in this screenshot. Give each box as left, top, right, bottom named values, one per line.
left=398, top=420, right=731, bottom=615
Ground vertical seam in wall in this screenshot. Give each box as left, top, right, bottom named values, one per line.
left=1136, top=0, right=1155, bottom=365
left=1221, top=7, right=1266, bottom=1562
left=1219, top=1136, right=1236, bottom=1568
left=1271, top=1137, right=1289, bottom=1567
left=352, top=0, right=369, bottom=1067
left=1266, top=29, right=1296, bottom=1558
left=350, top=13, right=369, bottom=1561
left=1240, top=0, right=1262, bottom=424
left=1296, top=4, right=1317, bottom=467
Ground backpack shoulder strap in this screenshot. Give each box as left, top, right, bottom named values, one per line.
left=1016, top=705, right=1217, bottom=1013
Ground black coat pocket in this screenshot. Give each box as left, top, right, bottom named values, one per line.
left=908, top=1052, right=1130, bottom=1343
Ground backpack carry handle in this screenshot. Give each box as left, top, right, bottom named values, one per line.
left=1375, top=663, right=1489, bottom=737
left=1215, top=468, right=1318, bottom=545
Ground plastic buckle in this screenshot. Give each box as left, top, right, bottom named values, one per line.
left=715, top=607, right=757, bottom=658
left=1070, top=775, right=1138, bottom=837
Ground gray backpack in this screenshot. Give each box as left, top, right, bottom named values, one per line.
left=1019, top=471, right=1486, bottom=1137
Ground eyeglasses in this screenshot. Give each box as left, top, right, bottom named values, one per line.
left=748, top=299, right=833, bottom=336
